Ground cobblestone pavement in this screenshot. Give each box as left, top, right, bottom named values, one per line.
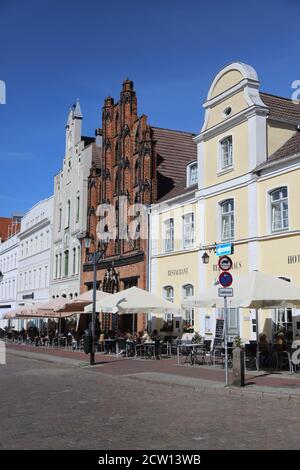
left=1, top=352, right=300, bottom=450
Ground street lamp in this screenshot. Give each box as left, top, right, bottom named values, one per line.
left=202, top=252, right=210, bottom=264
left=84, top=232, right=109, bottom=365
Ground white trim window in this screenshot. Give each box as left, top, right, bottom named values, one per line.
left=182, top=284, right=194, bottom=327
left=66, top=200, right=71, bottom=229
left=270, top=187, right=288, bottom=232
left=163, top=285, right=174, bottom=322
left=164, top=218, right=174, bottom=252
left=182, top=213, right=194, bottom=249
left=187, top=162, right=197, bottom=186
left=163, top=285, right=174, bottom=303
left=221, top=199, right=234, bottom=241
left=220, top=136, right=233, bottom=169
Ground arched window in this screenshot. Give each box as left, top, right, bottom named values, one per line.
left=134, top=160, right=139, bottom=185
left=114, top=172, right=119, bottom=194
left=115, top=111, right=119, bottom=133
left=187, top=162, right=197, bottom=186
left=220, top=136, right=233, bottom=169
left=220, top=199, right=234, bottom=241
left=270, top=187, right=288, bottom=232
left=163, top=285, right=174, bottom=303
left=115, top=140, right=119, bottom=164
left=134, top=127, right=139, bottom=153
left=66, top=200, right=71, bottom=228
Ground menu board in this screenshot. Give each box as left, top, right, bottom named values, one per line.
left=214, top=318, right=224, bottom=348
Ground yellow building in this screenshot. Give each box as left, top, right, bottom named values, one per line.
left=149, top=162, right=201, bottom=337
left=150, top=61, right=300, bottom=344
left=195, top=61, right=300, bottom=343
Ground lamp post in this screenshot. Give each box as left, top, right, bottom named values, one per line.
left=84, top=233, right=109, bottom=365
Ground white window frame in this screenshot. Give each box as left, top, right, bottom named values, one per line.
left=164, top=218, right=174, bottom=252
left=182, top=212, right=195, bottom=249
left=182, top=284, right=194, bottom=327
left=186, top=162, right=198, bottom=187
left=219, top=135, right=233, bottom=171
left=220, top=199, right=234, bottom=241
left=163, top=285, right=174, bottom=322
left=163, top=285, right=174, bottom=303
left=270, top=187, right=289, bottom=233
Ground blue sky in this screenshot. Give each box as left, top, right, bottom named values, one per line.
left=0, top=0, right=299, bottom=216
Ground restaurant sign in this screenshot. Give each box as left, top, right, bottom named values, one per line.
left=168, top=268, right=188, bottom=277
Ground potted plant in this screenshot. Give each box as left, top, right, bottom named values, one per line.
left=233, top=335, right=244, bottom=349
left=192, top=332, right=203, bottom=344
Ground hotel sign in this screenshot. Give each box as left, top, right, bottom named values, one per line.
left=168, top=268, right=188, bottom=276
left=288, top=255, right=300, bottom=264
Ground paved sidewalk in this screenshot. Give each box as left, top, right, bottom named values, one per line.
left=6, top=343, right=300, bottom=399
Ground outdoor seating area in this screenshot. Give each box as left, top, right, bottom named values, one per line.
left=3, top=323, right=298, bottom=377
left=1, top=279, right=300, bottom=377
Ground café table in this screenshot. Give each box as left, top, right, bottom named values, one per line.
left=177, top=343, right=206, bottom=365
left=134, top=341, right=156, bottom=359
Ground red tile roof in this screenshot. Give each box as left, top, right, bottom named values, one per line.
left=151, top=127, right=197, bottom=201
left=269, top=131, right=300, bottom=162
left=261, top=92, right=300, bottom=125
left=91, top=142, right=102, bottom=170
left=158, top=179, right=197, bottom=202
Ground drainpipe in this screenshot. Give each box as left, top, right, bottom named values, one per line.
left=146, top=204, right=152, bottom=331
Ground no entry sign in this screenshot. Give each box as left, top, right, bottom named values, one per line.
left=218, top=255, right=232, bottom=271
left=218, top=271, right=233, bottom=288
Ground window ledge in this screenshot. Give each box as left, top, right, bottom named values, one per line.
left=217, top=167, right=234, bottom=177
left=270, top=228, right=289, bottom=235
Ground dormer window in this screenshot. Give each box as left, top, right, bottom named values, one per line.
left=220, top=136, right=233, bottom=170
left=187, top=162, right=197, bottom=187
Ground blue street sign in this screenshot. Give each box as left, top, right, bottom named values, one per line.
left=219, top=271, right=233, bottom=288
left=216, top=243, right=233, bottom=257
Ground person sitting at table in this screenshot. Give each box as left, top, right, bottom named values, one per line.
left=141, top=330, right=151, bottom=343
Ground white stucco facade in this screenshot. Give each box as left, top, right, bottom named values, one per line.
left=0, top=234, right=19, bottom=328
left=17, top=197, right=53, bottom=311
left=50, top=100, right=100, bottom=300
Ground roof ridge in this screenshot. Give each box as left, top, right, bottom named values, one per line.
left=260, top=91, right=296, bottom=103
left=151, top=125, right=196, bottom=136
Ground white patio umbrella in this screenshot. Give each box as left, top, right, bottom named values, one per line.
left=184, top=271, right=300, bottom=372
left=3, top=304, right=38, bottom=319
left=55, top=290, right=111, bottom=313
left=184, top=271, right=300, bottom=309
left=84, top=286, right=181, bottom=314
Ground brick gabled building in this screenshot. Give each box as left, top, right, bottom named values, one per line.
left=81, top=79, right=196, bottom=333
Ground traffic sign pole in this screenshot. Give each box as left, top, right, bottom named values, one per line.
left=217, top=255, right=233, bottom=387
left=224, top=296, right=229, bottom=387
